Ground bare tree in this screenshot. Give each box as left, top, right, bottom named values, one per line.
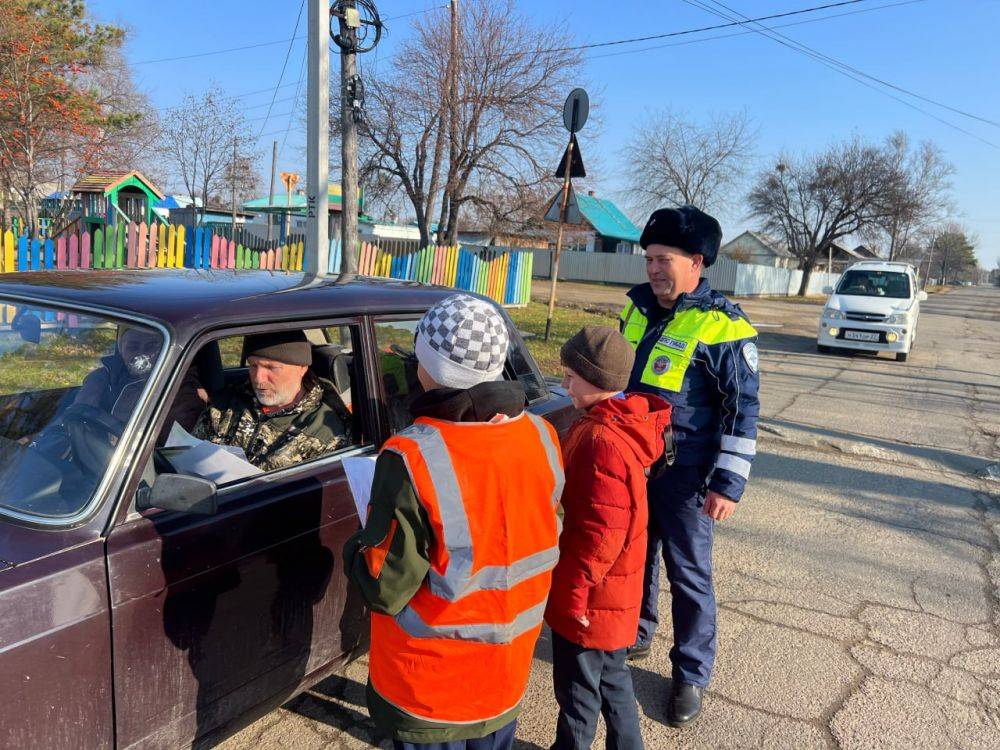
left=747, top=137, right=901, bottom=296
left=158, top=84, right=257, bottom=225
left=863, top=132, right=953, bottom=261
left=347, top=0, right=583, bottom=246
left=622, top=109, right=756, bottom=217
left=922, top=223, right=978, bottom=286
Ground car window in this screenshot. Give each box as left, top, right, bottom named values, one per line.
left=374, top=314, right=549, bottom=434
left=836, top=270, right=911, bottom=299
left=373, top=320, right=422, bottom=433
left=141, top=323, right=364, bottom=501
left=0, top=301, right=164, bottom=520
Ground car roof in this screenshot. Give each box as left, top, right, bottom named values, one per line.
left=846, top=261, right=914, bottom=272
left=0, top=270, right=457, bottom=338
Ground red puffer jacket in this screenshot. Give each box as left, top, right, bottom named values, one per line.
left=545, top=392, right=672, bottom=651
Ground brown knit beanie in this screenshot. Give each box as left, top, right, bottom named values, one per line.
left=560, top=326, right=635, bottom=391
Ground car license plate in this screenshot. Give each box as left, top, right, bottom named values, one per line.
left=844, top=331, right=880, bottom=342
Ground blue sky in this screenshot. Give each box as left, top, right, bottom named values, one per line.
left=91, top=0, right=1000, bottom=267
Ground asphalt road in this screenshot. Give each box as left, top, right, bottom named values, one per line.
left=220, top=286, right=1000, bottom=750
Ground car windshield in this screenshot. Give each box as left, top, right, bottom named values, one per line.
left=0, top=301, right=164, bottom=520
left=836, top=270, right=911, bottom=299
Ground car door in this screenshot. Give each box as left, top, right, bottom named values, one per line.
left=104, top=319, right=377, bottom=750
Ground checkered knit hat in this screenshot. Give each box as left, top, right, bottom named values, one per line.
left=415, top=294, right=509, bottom=389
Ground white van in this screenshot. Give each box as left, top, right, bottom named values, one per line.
left=817, top=261, right=927, bottom=362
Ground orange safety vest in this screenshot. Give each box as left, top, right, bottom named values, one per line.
left=369, top=412, right=564, bottom=725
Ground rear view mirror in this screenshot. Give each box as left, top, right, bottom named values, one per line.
left=822, top=286, right=834, bottom=295
left=11, top=311, right=41, bottom=344
left=136, top=473, right=218, bottom=515
left=917, top=291, right=928, bottom=301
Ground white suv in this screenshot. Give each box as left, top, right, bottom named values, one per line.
left=817, top=261, right=927, bottom=362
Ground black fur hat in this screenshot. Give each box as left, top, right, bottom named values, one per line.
left=639, top=206, right=723, bottom=267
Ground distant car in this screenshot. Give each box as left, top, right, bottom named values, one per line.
left=817, top=261, right=927, bottom=362
left=0, top=270, right=576, bottom=750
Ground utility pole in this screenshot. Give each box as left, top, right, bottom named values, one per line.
left=230, top=136, right=238, bottom=241
left=306, top=0, right=330, bottom=275
left=443, top=0, right=459, bottom=246
left=335, top=1, right=360, bottom=274
left=267, top=140, right=278, bottom=244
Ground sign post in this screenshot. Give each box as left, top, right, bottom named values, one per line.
left=544, top=87, right=589, bottom=342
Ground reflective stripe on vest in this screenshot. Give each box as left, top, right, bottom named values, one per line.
left=621, top=302, right=757, bottom=392
left=387, top=417, right=563, bottom=602
left=369, top=414, right=562, bottom=725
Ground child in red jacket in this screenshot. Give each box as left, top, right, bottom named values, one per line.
left=545, top=326, right=672, bottom=750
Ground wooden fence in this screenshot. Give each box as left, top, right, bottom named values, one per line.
left=0, top=223, right=533, bottom=306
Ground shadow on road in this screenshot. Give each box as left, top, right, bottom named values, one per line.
left=286, top=674, right=386, bottom=748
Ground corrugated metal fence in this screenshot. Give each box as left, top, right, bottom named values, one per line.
left=532, top=250, right=840, bottom=297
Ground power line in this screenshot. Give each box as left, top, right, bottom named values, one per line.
left=134, top=36, right=303, bottom=66
left=681, top=0, right=1000, bottom=149
left=256, top=0, right=306, bottom=140
left=280, top=49, right=308, bottom=156
left=585, top=0, right=923, bottom=60
left=132, top=4, right=445, bottom=67
left=548, top=0, right=872, bottom=54
left=157, top=82, right=300, bottom=113
left=382, top=4, right=448, bottom=23
left=694, top=0, right=1000, bottom=130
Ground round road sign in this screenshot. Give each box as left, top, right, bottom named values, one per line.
left=562, top=88, right=590, bottom=133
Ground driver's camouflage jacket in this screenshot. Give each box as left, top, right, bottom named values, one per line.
left=193, top=375, right=352, bottom=471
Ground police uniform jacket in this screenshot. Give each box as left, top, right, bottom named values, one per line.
left=620, top=279, right=760, bottom=501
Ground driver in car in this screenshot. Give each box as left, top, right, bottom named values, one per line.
left=30, top=326, right=173, bottom=458
left=192, top=330, right=352, bottom=471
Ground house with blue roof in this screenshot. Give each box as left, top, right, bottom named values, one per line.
left=555, top=191, right=643, bottom=255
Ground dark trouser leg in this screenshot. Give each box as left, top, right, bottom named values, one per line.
left=599, top=648, right=644, bottom=750
left=634, top=526, right=661, bottom=648
left=552, top=632, right=604, bottom=750
left=654, top=466, right=717, bottom=688
left=391, top=720, right=517, bottom=750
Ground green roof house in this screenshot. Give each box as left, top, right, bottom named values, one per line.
left=549, top=191, right=642, bottom=255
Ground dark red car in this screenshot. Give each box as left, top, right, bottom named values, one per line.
left=0, top=270, right=575, bottom=749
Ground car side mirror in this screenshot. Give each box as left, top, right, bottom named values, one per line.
left=822, top=286, right=834, bottom=295
left=136, top=473, right=218, bottom=515
left=916, top=291, right=928, bottom=301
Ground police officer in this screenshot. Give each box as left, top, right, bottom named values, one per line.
left=620, top=206, right=760, bottom=727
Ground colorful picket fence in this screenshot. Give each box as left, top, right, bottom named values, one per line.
left=0, top=223, right=532, bottom=306
left=0, top=222, right=305, bottom=274
left=326, top=240, right=532, bottom=306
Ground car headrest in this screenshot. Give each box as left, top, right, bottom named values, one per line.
left=193, top=340, right=225, bottom=397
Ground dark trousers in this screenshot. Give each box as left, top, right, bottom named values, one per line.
left=392, top=719, right=517, bottom=750
left=551, top=631, right=643, bottom=750
left=636, top=464, right=716, bottom=688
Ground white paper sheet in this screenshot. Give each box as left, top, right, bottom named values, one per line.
left=164, top=422, right=260, bottom=483
left=168, top=441, right=262, bottom=484
left=342, top=455, right=378, bottom=524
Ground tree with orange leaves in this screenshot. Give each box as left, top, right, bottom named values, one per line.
left=0, top=0, right=141, bottom=234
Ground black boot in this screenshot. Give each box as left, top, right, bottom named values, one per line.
left=666, top=682, right=703, bottom=727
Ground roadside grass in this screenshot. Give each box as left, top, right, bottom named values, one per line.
left=507, top=302, right=617, bottom=377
